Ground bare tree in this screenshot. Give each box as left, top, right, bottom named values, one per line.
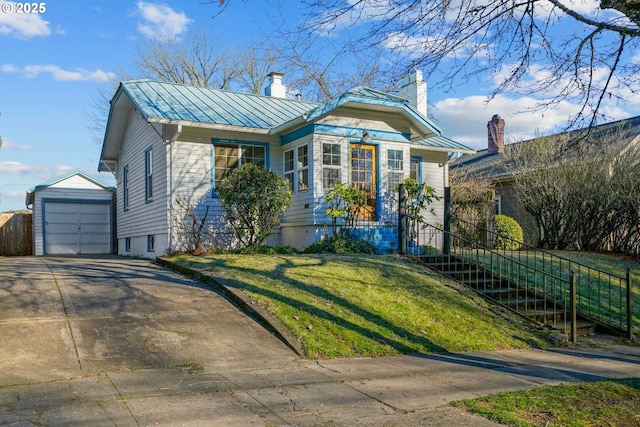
left=206, top=1, right=640, bottom=128
left=89, top=27, right=280, bottom=144
left=171, top=193, right=211, bottom=254
left=503, top=122, right=640, bottom=252
left=449, top=167, right=496, bottom=244
left=135, top=27, right=278, bottom=92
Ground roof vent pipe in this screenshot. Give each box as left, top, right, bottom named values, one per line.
left=265, top=72, right=286, bottom=98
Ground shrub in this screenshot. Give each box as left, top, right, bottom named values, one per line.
left=494, top=214, right=524, bottom=250
left=217, top=163, right=292, bottom=248
left=304, top=234, right=376, bottom=254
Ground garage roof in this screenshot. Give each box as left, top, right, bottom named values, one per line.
left=26, top=170, right=115, bottom=208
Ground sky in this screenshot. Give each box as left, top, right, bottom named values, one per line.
left=1, top=0, right=639, bottom=212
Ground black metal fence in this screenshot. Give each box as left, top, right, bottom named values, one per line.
left=397, top=185, right=635, bottom=340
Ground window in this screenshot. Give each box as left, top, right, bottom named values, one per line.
left=387, top=149, right=404, bottom=191
left=284, top=149, right=294, bottom=191
left=213, top=143, right=266, bottom=190
left=145, top=149, right=153, bottom=202
left=322, top=143, right=341, bottom=188
left=125, top=237, right=131, bottom=252
left=297, top=145, right=309, bottom=191
left=494, top=195, right=502, bottom=215
left=122, top=165, right=129, bottom=211
left=283, top=144, right=310, bottom=193
left=147, top=235, right=155, bottom=252
left=410, top=157, right=421, bottom=182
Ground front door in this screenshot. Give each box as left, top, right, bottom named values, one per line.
left=350, top=143, right=377, bottom=220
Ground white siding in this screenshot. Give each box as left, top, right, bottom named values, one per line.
left=32, top=177, right=114, bottom=256
left=116, top=112, right=169, bottom=258
left=169, top=136, right=286, bottom=251
left=411, top=149, right=448, bottom=225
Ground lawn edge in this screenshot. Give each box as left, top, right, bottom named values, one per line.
left=156, top=256, right=305, bottom=356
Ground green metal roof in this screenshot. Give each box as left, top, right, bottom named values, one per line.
left=100, top=80, right=475, bottom=171
left=119, top=80, right=318, bottom=129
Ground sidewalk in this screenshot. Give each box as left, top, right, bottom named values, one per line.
left=1, top=345, right=640, bottom=426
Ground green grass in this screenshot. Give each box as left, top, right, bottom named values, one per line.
left=453, top=378, right=640, bottom=427
left=168, top=254, right=544, bottom=359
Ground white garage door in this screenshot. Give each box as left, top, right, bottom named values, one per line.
left=44, top=202, right=111, bottom=255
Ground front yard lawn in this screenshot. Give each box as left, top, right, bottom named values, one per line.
left=453, top=378, right=640, bottom=427
left=167, top=254, right=545, bottom=358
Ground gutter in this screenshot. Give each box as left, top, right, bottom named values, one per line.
left=268, top=114, right=308, bottom=135
left=167, top=124, right=182, bottom=254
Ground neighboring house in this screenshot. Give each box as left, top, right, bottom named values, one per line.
left=25, top=170, right=116, bottom=256
left=98, top=71, right=474, bottom=258
left=451, top=114, right=640, bottom=245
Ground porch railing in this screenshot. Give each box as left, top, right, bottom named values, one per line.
left=399, top=194, right=634, bottom=339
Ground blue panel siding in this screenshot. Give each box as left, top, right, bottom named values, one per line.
left=351, top=227, right=399, bottom=255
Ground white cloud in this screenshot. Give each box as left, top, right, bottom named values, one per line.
left=0, top=161, right=30, bottom=174
left=0, top=161, right=74, bottom=178
left=434, top=94, right=583, bottom=150
left=1, top=64, right=116, bottom=82
left=0, top=2, right=50, bottom=38
left=136, top=1, right=192, bottom=40
left=0, top=137, right=31, bottom=150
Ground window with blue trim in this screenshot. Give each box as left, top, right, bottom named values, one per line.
left=147, top=235, right=155, bottom=252
left=284, top=149, right=294, bottom=191
left=213, top=143, right=266, bottom=190
left=387, top=149, right=404, bottom=191
left=322, top=143, right=341, bottom=189
left=283, top=144, right=310, bottom=193
left=297, top=145, right=309, bottom=191
left=144, top=149, right=153, bottom=202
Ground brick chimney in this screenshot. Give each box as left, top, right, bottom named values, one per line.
left=264, top=72, right=286, bottom=98
left=487, top=114, right=505, bottom=154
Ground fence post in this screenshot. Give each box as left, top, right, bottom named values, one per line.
left=443, top=187, right=451, bottom=255
left=398, top=184, right=407, bottom=256
left=627, top=267, right=633, bottom=341
left=570, top=270, right=577, bottom=344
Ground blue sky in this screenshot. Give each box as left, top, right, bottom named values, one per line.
left=1, top=0, right=639, bottom=212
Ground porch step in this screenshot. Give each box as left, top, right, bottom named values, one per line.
left=352, top=226, right=398, bottom=255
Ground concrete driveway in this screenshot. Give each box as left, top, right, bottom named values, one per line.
left=0, top=255, right=297, bottom=386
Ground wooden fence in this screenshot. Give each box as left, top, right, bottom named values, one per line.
left=0, top=212, right=33, bottom=256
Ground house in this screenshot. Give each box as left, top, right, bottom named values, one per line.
left=98, top=71, right=474, bottom=258
left=451, top=114, right=640, bottom=245
left=25, top=170, right=116, bottom=256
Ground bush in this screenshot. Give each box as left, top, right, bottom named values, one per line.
left=304, top=234, right=376, bottom=254
left=494, top=215, right=524, bottom=250
left=217, top=163, right=292, bottom=248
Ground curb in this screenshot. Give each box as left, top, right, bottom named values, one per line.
left=155, top=257, right=304, bottom=356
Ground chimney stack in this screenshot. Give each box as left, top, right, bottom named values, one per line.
left=264, top=72, right=286, bottom=98
left=488, top=114, right=505, bottom=154
left=399, top=70, right=427, bottom=117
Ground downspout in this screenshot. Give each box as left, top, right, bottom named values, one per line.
left=167, top=125, right=182, bottom=253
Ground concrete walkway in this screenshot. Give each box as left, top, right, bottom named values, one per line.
left=1, top=256, right=639, bottom=426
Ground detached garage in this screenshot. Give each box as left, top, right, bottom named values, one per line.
left=26, top=171, right=115, bottom=256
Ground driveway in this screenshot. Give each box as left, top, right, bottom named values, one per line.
left=0, top=256, right=297, bottom=386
